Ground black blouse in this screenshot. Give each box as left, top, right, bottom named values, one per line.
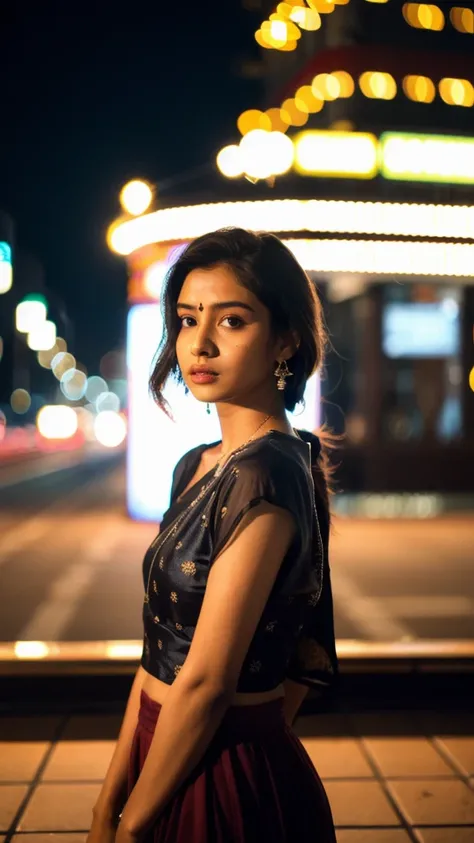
left=141, top=429, right=338, bottom=693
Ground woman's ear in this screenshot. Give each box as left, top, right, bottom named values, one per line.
left=278, top=329, right=300, bottom=361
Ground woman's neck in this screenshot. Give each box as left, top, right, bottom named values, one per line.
left=216, top=406, right=294, bottom=458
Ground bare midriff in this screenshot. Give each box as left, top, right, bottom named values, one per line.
left=142, top=668, right=285, bottom=707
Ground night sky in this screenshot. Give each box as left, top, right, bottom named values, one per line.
left=1, top=1, right=259, bottom=380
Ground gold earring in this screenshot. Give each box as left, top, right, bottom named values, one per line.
left=274, top=360, right=293, bottom=391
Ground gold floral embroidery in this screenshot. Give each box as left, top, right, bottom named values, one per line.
left=175, top=541, right=183, bottom=550
left=174, top=664, right=182, bottom=677
left=153, top=615, right=160, bottom=624
left=232, top=467, right=240, bottom=476
left=143, top=594, right=149, bottom=604
left=201, top=514, right=208, bottom=527
left=158, top=639, right=163, bottom=650
left=170, top=591, right=178, bottom=603
left=176, top=623, right=183, bottom=631
left=159, top=557, right=164, bottom=570
left=153, top=581, right=158, bottom=593
left=265, top=621, right=277, bottom=633
left=181, top=560, right=196, bottom=576
left=220, top=506, right=228, bottom=518
left=249, top=660, right=262, bottom=673
left=201, top=484, right=206, bottom=492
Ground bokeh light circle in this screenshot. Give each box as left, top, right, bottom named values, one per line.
left=51, top=352, right=76, bottom=380
left=120, top=180, right=153, bottom=216
left=96, top=391, right=121, bottom=413
left=94, top=411, right=127, bottom=448
left=60, top=369, right=88, bottom=401
left=85, top=376, right=108, bottom=403
left=11, top=389, right=31, bottom=414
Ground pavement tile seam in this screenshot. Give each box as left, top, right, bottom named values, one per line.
left=432, top=736, right=474, bottom=782
left=2, top=718, right=68, bottom=837
left=351, top=732, right=419, bottom=839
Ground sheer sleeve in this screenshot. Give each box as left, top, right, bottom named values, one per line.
left=285, top=489, right=339, bottom=694
left=210, top=448, right=313, bottom=568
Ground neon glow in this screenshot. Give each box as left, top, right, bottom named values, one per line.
left=108, top=198, right=474, bottom=256
left=381, top=132, right=474, bottom=184
left=294, top=130, right=378, bottom=178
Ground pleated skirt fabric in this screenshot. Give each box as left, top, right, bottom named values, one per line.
left=127, top=689, right=336, bottom=843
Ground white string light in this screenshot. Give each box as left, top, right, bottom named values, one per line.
left=109, top=199, right=474, bottom=256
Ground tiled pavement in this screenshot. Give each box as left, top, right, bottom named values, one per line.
left=0, top=708, right=474, bottom=842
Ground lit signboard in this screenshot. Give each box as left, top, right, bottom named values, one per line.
left=293, top=131, right=378, bottom=178
left=0, top=241, right=12, bottom=294
left=380, top=132, right=474, bottom=185
left=382, top=302, right=460, bottom=359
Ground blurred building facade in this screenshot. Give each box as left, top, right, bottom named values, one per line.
left=243, top=0, right=474, bottom=493
left=111, top=0, right=474, bottom=507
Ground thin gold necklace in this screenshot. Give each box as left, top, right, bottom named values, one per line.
left=214, top=413, right=275, bottom=476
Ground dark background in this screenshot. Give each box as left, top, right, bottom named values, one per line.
left=0, top=1, right=260, bottom=373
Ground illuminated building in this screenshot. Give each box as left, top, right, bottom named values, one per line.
left=109, top=3, right=474, bottom=519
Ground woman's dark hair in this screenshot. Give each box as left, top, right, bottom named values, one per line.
left=149, top=227, right=339, bottom=497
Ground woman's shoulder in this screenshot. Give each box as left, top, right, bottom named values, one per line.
left=223, top=430, right=313, bottom=494
left=234, top=429, right=312, bottom=472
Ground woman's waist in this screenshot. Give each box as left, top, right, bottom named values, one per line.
left=138, top=686, right=287, bottom=742
left=141, top=667, right=284, bottom=708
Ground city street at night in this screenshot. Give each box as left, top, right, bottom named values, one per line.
left=2, top=0, right=474, bottom=838
left=1, top=457, right=472, bottom=649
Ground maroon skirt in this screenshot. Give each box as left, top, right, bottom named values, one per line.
left=127, top=689, right=336, bottom=843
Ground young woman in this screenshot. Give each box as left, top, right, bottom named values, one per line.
left=88, top=227, right=338, bottom=843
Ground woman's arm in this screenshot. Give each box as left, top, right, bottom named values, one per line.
left=282, top=676, right=309, bottom=727
left=118, top=502, right=296, bottom=837
left=92, top=665, right=146, bottom=822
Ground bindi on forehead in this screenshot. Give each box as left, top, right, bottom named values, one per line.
left=176, top=299, right=256, bottom=314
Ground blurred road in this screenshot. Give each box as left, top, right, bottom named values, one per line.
left=0, top=454, right=473, bottom=644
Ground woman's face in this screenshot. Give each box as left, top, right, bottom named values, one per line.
left=175, top=264, right=285, bottom=408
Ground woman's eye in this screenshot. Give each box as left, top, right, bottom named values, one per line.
left=179, top=316, right=196, bottom=328
left=222, top=316, right=244, bottom=329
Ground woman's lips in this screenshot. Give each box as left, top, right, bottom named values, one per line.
left=190, top=372, right=218, bottom=384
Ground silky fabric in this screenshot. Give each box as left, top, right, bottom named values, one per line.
left=141, top=429, right=338, bottom=694
left=127, top=689, right=337, bottom=843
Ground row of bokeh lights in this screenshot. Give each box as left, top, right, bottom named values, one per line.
left=257, top=3, right=473, bottom=51
left=3, top=398, right=127, bottom=448
left=8, top=298, right=127, bottom=448
left=235, top=72, right=474, bottom=138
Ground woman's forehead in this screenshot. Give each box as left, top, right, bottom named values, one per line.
left=181, top=265, right=257, bottom=304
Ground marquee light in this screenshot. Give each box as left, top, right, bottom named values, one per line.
left=380, top=132, right=474, bottom=184
left=450, top=6, right=474, bottom=34
left=293, top=130, right=378, bottom=178
left=439, top=77, right=474, bottom=107
left=403, top=75, right=436, bottom=103
left=286, top=238, right=474, bottom=277
left=403, top=3, right=444, bottom=30
left=108, top=199, right=474, bottom=256
left=359, top=71, right=397, bottom=99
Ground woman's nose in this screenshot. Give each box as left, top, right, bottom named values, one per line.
left=190, top=324, right=216, bottom=357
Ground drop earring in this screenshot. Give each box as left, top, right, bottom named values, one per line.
left=274, top=360, right=293, bottom=391
left=206, top=403, right=211, bottom=415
